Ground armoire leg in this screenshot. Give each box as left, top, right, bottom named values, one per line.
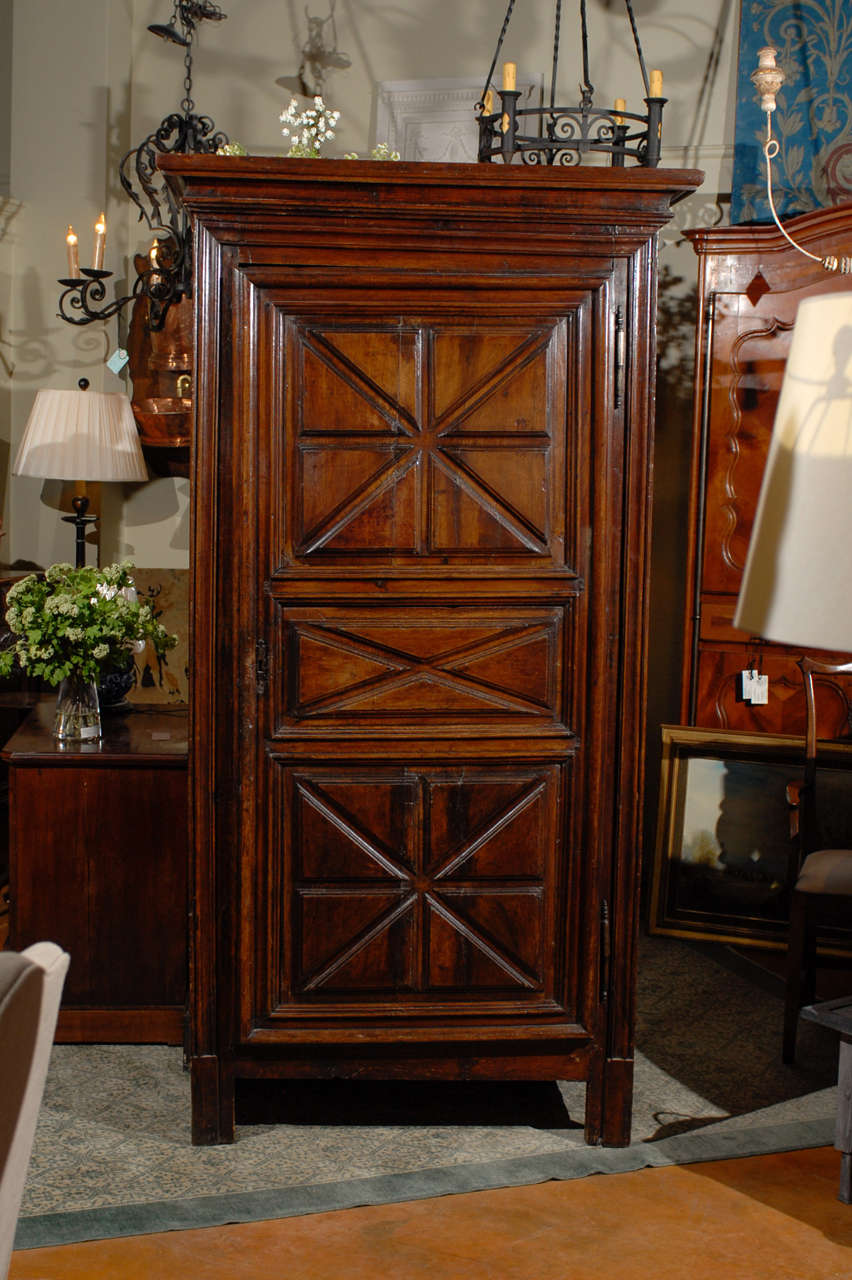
left=585, top=1056, right=633, bottom=1147
left=191, top=1054, right=234, bottom=1145
left=599, top=1057, right=634, bottom=1147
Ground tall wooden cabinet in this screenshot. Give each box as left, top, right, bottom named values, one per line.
left=683, top=204, right=852, bottom=734
left=161, top=156, right=700, bottom=1147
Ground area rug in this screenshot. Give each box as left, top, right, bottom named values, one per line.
left=14, top=935, right=842, bottom=1250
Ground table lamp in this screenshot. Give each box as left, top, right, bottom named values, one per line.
left=734, top=292, right=852, bottom=651
left=13, top=379, right=148, bottom=567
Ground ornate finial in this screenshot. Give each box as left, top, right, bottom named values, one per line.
left=751, top=46, right=785, bottom=114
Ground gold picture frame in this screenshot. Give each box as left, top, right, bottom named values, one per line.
left=649, top=725, right=852, bottom=950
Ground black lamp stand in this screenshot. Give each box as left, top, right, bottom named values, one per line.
left=61, top=494, right=98, bottom=569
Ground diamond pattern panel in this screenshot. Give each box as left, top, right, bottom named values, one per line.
left=286, top=767, right=560, bottom=1001
left=290, top=320, right=563, bottom=561
left=282, top=608, right=563, bottom=725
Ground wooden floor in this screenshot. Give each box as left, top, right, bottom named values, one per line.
left=10, top=1146, right=852, bottom=1279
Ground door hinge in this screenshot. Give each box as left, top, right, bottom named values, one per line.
left=599, top=898, right=611, bottom=1003
left=255, top=638, right=269, bottom=696
left=613, top=305, right=625, bottom=411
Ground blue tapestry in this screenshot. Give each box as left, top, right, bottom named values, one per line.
left=731, top=0, right=852, bottom=224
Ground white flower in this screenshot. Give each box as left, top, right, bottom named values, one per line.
left=93, top=643, right=110, bottom=660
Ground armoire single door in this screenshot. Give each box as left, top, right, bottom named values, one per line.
left=252, top=307, right=589, bottom=1041
left=162, top=156, right=701, bottom=1146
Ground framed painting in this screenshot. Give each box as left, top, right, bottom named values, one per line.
left=126, top=568, right=189, bottom=706
left=649, top=726, right=852, bottom=949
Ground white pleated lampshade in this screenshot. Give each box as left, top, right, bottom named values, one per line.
left=13, top=388, right=148, bottom=483
left=734, top=291, right=852, bottom=652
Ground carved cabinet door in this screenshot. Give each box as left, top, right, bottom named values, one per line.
left=242, top=304, right=603, bottom=1057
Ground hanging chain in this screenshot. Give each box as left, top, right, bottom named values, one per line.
left=182, top=30, right=195, bottom=116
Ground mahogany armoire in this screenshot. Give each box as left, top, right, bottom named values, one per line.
left=683, top=203, right=852, bottom=735
left=161, top=156, right=701, bottom=1147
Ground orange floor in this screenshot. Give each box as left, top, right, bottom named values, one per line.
left=10, top=1146, right=852, bottom=1279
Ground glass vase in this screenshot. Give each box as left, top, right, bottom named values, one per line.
left=53, top=674, right=101, bottom=742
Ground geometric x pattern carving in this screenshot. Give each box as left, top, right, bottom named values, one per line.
left=286, top=610, right=561, bottom=722
left=293, top=321, right=562, bottom=559
left=291, top=768, right=557, bottom=999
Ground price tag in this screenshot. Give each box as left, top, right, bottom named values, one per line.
left=106, top=347, right=129, bottom=375
left=738, top=669, right=769, bottom=704
left=750, top=673, right=769, bottom=704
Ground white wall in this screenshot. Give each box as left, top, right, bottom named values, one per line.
left=1, top=0, right=740, bottom=571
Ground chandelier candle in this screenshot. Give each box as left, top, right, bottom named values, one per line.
left=65, top=226, right=79, bottom=277
left=92, top=213, right=106, bottom=270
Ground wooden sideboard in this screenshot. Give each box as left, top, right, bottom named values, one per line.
left=161, top=155, right=701, bottom=1147
left=683, top=204, right=852, bottom=734
left=2, top=702, right=188, bottom=1042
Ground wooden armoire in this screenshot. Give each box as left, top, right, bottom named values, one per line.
left=161, top=156, right=700, bottom=1147
left=683, top=204, right=852, bottom=734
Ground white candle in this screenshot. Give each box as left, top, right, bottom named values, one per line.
left=92, top=212, right=106, bottom=270
left=65, top=225, right=79, bottom=277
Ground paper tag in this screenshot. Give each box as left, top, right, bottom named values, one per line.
left=750, top=673, right=769, bottom=704
left=106, top=347, right=129, bottom=375
left=739, top=669, right=769, bottom=704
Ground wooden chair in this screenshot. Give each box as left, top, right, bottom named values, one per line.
left=783, top=656, right=852, bottom=1064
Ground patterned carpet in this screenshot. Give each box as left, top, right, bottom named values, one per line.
left=15, top=934, right=842, bottom=1248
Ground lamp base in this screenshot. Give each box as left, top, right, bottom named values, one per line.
left=61, top=496, right=98, bottom=568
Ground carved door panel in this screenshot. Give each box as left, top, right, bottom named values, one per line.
left=244, top=307, right=599, bottom=1040
left=700, top=300, right=794, bottom=599
left=274, top=763, right=562, bottom=1005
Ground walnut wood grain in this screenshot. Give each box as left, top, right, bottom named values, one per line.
left=160, top=157, right=702, bottom=1147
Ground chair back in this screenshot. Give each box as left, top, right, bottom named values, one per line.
left=0, top=943, right=68, bottom=1280
left=798, top=656, right=852, bottom=859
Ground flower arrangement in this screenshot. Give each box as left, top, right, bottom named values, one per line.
left=343, top=142, right=401, bottom=161
left=280, top=95, right=340, bottom=157
left=0, top=561, right=178, bottom=687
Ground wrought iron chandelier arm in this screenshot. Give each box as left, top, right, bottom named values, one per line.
left=57, top=0, right=228, bottom=329
left=57, top=272, right=141, bottom=326
left=623, top=0, right=650, bottom=97
left=551, top=0, right=562, bottom=109
left=579, top=0, right=593, bottom=103
left=478, top=0, right=517, bottom=107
